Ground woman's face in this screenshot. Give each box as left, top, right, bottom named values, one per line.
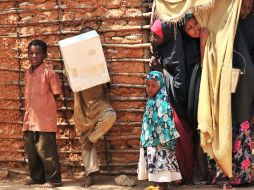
left=184, top=17, right=201, bottom=38
left=150, top=32, right=163, bottom=46
left=240, top=0, right=253, bottom=19
left=146, top=79, right=159, bottom=98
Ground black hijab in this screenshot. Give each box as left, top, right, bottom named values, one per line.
left=238, top=14, right=254, bottom=64
left=232, top=23, right=254, bottom=125
left=180, top=19, right=202, bottom=128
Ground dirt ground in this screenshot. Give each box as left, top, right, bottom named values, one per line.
left=0, top=175, right=253, bottom=190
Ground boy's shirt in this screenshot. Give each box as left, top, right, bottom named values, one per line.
left=73, top=84, right=112, bottom=133
left=23, top=63, right=62, bottom=132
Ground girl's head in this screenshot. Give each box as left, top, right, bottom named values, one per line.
left=28, top=40, right=47, bottom=69
left=146, top=71, right=164, bottom=98
left=183, top=14, right=201, bottom=38
left=150, top=19, right=164, bottom=46
left=240, top=0, right=253, bottom=19
left=150, top=19, right=174, bottom=46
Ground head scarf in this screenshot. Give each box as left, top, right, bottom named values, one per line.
left=140, top=71, right=179, bottom=147
left=184, top=13, right=193, bottom=25
left=151, top=19, right=163, bottom=39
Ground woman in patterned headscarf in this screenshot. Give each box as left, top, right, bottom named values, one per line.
left=138, top=71, right=181, bottom=190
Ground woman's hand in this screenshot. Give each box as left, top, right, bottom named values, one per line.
left=200, top=27, right=210, bottom=63
left=200, top=27, right=210, bottom=46
left=149, top=56, right=163, bottom=71
left=149, top=56, right=158, bottom=67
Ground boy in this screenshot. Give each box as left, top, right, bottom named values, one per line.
left=23, top=39, right=62, bottom=188
left=63, top=27, right=116, bottom=187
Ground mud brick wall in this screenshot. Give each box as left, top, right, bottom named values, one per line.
left=1, top=0, right=254, bottom=180
left=0, top=0, right=152, bottom=176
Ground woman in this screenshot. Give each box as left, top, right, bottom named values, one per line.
left=238, top=0, right=254, bottom=63
left=230, top=0, right=254, bottom=186
left=150, top=19, right=194, bottom=184
left=181, top=14, right=210, bottom=184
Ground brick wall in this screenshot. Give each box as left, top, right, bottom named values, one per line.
left=0, top=0, right=151, bottom=176
left=1, top=0, right=254, bottom=182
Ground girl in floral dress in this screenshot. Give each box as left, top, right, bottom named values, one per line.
left=138, top=71, right=182, bottom=190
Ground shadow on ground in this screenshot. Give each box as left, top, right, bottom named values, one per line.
left=0, top=175, right=253, bottom=190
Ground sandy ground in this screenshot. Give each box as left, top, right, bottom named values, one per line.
left=0, top=175, right=253, bottom=190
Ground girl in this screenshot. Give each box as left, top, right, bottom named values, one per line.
left=138, top=71, right=181, bottom=190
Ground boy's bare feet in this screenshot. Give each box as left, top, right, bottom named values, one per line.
left=82, top=173, right=95, bottom=188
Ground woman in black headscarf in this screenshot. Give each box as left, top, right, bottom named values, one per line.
left=237, top=0, right=254, bottom=124
left=180, top=14, right=210, bottom=183
left=238, top=0, right=254, bottom=63
left=150, top=19, right=194, bottom=184
left=237, top=0, right=254, bottom=127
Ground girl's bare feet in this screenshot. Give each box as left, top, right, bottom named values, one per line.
left=173, top=179, right=183, bottom=186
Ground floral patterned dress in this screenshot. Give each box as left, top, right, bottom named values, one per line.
left=208, top=120, right=252, bottom=186
left=231, top=120, right=252, bottom=185
left=138, top=71, right=181, bottom=182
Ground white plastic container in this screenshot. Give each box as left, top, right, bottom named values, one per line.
left=59, top=30, right=110, bottom=92
left=231, top=50, right=246, bottom=93
left=231, top=68, right=241, bottom=93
